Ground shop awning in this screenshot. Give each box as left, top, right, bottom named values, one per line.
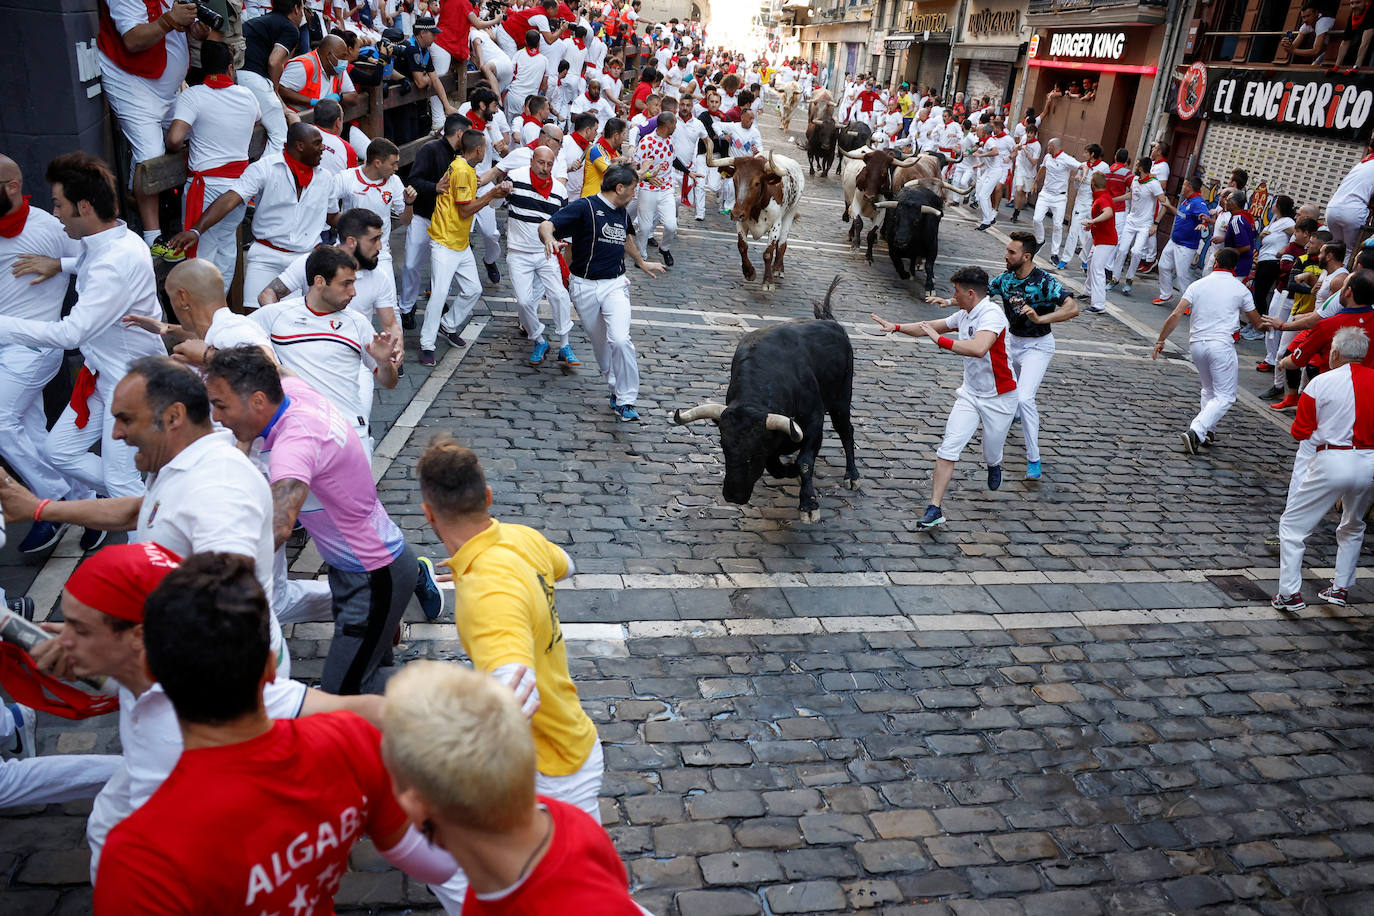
left=885, top=31, right=951, bottom=51
left=955, top=45, right=1022, bottom=63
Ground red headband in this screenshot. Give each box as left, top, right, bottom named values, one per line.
left=65, top=543, right=182, bottom=623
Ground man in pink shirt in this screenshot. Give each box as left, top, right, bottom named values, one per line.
left=204, top=345, right=417, bottom=694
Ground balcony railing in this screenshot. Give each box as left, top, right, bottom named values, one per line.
left=1027, top=0, right=1165, bottom=12
left=1191, top=27, right=1374, bottom=73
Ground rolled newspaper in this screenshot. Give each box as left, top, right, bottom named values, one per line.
left=0, top=606, right=106, bottom=690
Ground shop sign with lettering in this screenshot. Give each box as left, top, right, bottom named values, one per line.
left=1206, top=69, right=1374, bottom=140
left=968, top=8, right=1020, bottom=37
left=1045, top=31, right=1126, bottom=60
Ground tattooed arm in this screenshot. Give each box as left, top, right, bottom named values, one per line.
left=270, top=478, right=310, bottom=549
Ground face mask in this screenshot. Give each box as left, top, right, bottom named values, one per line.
left=334, top=61, right=348, bottom=75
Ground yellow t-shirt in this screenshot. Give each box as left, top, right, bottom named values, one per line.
left=428, top=156, right=477, bottom=251
left=897, top=94, right=915, bottom=117
left=449, top=520, right=597, bottom=777
left=581, top=140, right=615, bottom=198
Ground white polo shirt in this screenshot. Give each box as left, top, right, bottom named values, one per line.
left=0, top=207, right=77, bottom=323
left=273, top=250, right=395, bottom=322
left=232, top=153, right=336, bottom=252
left=1039, top=151, right=1081, bottom=197
left=950, top=297, right=1017, bottom=399
left=318, top=129, right=358, bottom=176
left=1124, top=176, right=1164, bottom=229
left=333, top=167, right=407, bottom=257
left=170, top=83, right=262, bottom=172
left=204, top=307, right=272, bottom=352
left=1182, top=269, right=1256, bottom=345
left=250, top=297, right=379, bottom=425
left=1328, top=157, right=1374, bottom=216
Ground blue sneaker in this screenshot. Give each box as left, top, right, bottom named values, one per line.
left=917, top=504, right=946, bottom=528
left=529, top=339, right=550, bottom=365
left=614, top=403, right=641, bottom=422
left=557, top=344, right=581, bottom=366
left=1056, top=259, right=1067, bottom=270
left=1012, top=411, right=1021, bottom=425
left=1026, top=461, right=1042, bottom=480
left=17, top=520, right=67, bottom=554
left=608, top=393, right=618, bottom=409
left=415, top=557, right=443, bottom=620
left=6, top=703, right=35, bottom=759
left=987, top=464, right=1003, bottom=491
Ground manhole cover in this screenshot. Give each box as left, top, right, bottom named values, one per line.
left=1206, top=574, right=1270, bottom=603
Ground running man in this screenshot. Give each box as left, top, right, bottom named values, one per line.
left=872, top=266, right=1018, bottom=528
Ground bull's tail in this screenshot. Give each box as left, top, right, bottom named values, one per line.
left=815, top=275, right=841, bottom=321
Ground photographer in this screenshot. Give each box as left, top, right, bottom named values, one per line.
left=394, top=16, right=457, bottom=132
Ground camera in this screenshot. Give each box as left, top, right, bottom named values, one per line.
left=177, top=0, right=225, bottom=32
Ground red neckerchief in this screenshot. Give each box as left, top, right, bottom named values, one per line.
left=597, top=138, right=618, bottom=158
left=573, top=37, right=586, bottom=49
left=571, top=132, right=592, bottom=151
left=522, top=113, right=543, bottom=128
left=0, top=195, right=30, bottom=238
left=530, top=171, right=554, bottom=198
left=354, top=167, right=386, bottom=190
left=1355, top=7, right=1368, bottom=28
left=203, top=74, right=235, bottom=89
left=526, top=47, right=540, bottom=57
left=1088, top=157, right=1101, bottom=167
left=283, top=151, right=314, bottom=194
left=469, top=111, right=487, bottom=131
left=1235, top=209, right=1256, bottom=227
left=1362, top=150, right=1374, bottom=163
left=1152, top=157, right=1166, bottom=164
left=994, top=131, right=1007, bottom=138
left=585, top=91, right=597, bottom=102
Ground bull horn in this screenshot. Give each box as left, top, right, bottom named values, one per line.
left=903, top=177, right=937, bottom=190
left=767, top=150, right=780, bottom=174
left=842, top=148, right=867, bottom=160
left=921, top=205, right=943, bottom=218
left=894, top=155, right=920, bottom=167
left=943, top=181, right=972, bottom=195
left=704, top=147, right=735, bottom=169
left=673, top=403, right=727, bottom=424
left=874, top=200, right=899, bottom=209
left=765, top=413, right=804, bottom=442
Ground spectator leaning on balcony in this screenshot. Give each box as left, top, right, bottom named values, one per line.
left=1333, top=0, right=1374, bottom=70
left=1280, top=3, right=1337, bottom=64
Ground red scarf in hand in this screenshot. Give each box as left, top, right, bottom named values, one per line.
left=530, top=172, right=554, bottom=198
left=202, top=74, right=235, bottom=89
left=0, top=643, right=119, bottom=720
left=283, top=151, right=314, bottom=194
left=69, top=366, right=99, bottom=429
left=0, top=195, right=30, bottom=238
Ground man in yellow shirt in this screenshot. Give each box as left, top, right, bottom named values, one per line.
left=419, top=129, right=512, bottom=366
left=417, top=435, right=603, bottom=910
left=582, top=118, right=629, bottom=198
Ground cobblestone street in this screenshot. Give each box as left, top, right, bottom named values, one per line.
left=2, top=107, right=1372, bottom=914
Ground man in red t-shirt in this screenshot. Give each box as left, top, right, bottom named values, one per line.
left=1104, top=148, right=1133, bottom=239
left=94, top=553, right=459, bottom=916
left=1288, top=269, right=1374, bottom=371
left=435, top=0, right=504, bottom=101
left=383, top=660, right=644, bottom=915
left=1081, top=172, right=1118, bottom=314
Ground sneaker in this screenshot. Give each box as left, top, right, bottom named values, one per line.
left=1203, top=431, right=1215, bottom=447
left=1180, top=429, right=1201, bottom=455
left=415, top=556, right=443, bottom=620
left=519, top=324, right=529, bottom=338
left=1318, top=586, right=1349, bottom=606
left=18, top=520, right=67, bottom=554
left=1151, top=296, right=1172, bottom=306
left=1121, top=280, right=1133, bottom=296
left=5, top=704, right=36, bottom=759
left=695, top=215, right=705, bottom=221
left=1106, top=277, right=1119, bottom=290
left=79, top=528, right=107, bottom=552
left=1270, top=394, right=1300, bottom=410
left=419, top=349, right=437, bottom=367
left=614, top=403, right=641, bottom=422
left=149, top=236, right=185, bottom=262
left=1025, top=460, right=1042, bottom=480
left=529, top=338, right=550, bottom=365
left=1271, top=592, right=1305, bottom=613
left=1137, top=259, right=1157, bottom=275
left=441, top=330, right=467, bottom=348
left=396, top=363, right=405, bottom=379
left=485, top=261, right=501, bottom=284
left=987, top=464, right=1002, bottom=491
left=401, top=310, right=416, bottom=330
left=647, top=238, right=658, bottom=247
left=608, top=393, right=618, bottom=409
left=1056, top=259, right=1068, bottom=270
left=661, top=249, right=674, bottom=267
left=557, top=344, right=581, bottom=366
left=976, top=222, right=992, bottom=231
left=1009, top=211, right=1020, bottom=222
left=1258, top=385, right=1285, bottom=400
left=1239, top=326, right=1265, bottom=340
left=1086, top=304, right=1106, bottom=313
left=1080, top=261, right=1089, bottom=273
left=917, top=504, right=946, bottom=528
left=5, top=597, right=34, bottom=620
left=1255, top=361, right=1274, bottom=373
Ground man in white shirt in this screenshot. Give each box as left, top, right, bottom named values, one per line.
left=1108, top=158, right=1165, bottom=296
left=168, top=122, right=334, bottom=308
left=1056, top=144, right=1108, bottom=269
left=1325, top=135, right=1374, bottom=260
left=1010, top=125, right=1041, bottom=224
left=164, top=40, right=261, bottom=294
left=871, top=266, right=1019, bottom=529
left=0, top=153, right=163, bottom=509
left=457, top=88, right=512, bottom=282
left=1152, top=247, right=1267, bottom=454
left=634, top=112, right=678, bottom=266
left=331, top=137, right=415, bottom=306
left=251, top=246, right=399, bottom=454
left=312, top=99, right=363, bottom=175
left=717, top=109, right=763, bottom=214
left=0, top=156, right=88, bottom=553
left=122, top=258, right=272, bottom=370
left=1030, top=139, right=1079, bottom=263
left=507, top=28, right=551, bottom=122
left=1137, top=140, right=1172, bottom=269
left=506, top=147, right=578, bottom=367
left=973, top=123, right=1014, bottom=231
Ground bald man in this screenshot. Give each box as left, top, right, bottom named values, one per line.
left=277, top=35, right=359, bottom=114
left=167, top=123, right=333, bottom=308
left=121, top=259, right=271, bottom=370
left=0, top=156, right=89, bottom=552
left=506, top=145, right=576, bottom=366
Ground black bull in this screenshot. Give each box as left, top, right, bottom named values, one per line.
left=672, top=278, right=859, bottom=523
left=806, top=117, right=838, bottom=177
left=876, top=185, right=945, bottom=291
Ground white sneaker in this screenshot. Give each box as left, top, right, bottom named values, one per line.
left=5, top=704, right=36, bottom=760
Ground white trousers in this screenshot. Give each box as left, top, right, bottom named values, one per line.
left=1031, top=192, right=1066, bottom=258
left=1266, top=293, right=1293, bottom=369
left=100, top=67, right=176, bottom=181
left=936, top=387, right=1018, bottom=467
left=1007, top=334, right=1054, bottom=464
left=399, top=214, right=430, bottom=312
left=1156, top=239, right=1198, bottom=300
left=509, top=249, right=572, bottom=344
left=472, top=199, right=501, bottom=266
left=1278, top=449, right=1374, bottom=595
left=422, top=241, right=481, bottom=351
left=684, top=154, right=707, bottom=218
left=0, top=754, right=121, bottom=810
left=0, top=345, right=87, bottom=501
left=1189, top=340, right=1239, bottom=438
left=237, top=69, right=288, bottom=153
left=571, top=275, right=639, bottom=405
left=429, top=741, right=606, bottom=914
left=47, top=370, right=143, bottom=499
left=271, top=546, right=334, bottom=625
left=429, top=44, right=452, bottom=131
left=1325, top=205, right=1365, bottom=261
left=1111, top=222, right=1154, bottom=281
left=1058, top=195, right=1094, bottom=262
left=975, top=169, right=1001, bottom=224
left=636, top=186, right=678, bottom=249
left=1087, top=243, right=1115, bottom=311
left=184, top=178, right=243, bottom=294
left=243, top=242, right=304, bottom=310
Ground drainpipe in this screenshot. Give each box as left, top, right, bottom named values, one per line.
left=1137, top=0, right=1191, bottom=158
left=942, top=0, right=969, bottom=98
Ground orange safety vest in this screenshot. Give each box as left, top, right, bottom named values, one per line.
left=97, top=0, right=167, bottom=80
left=285, top=50, right=342, bottom=111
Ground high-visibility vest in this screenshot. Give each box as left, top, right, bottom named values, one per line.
left=97, top=0, right=167, bottom=79
left=284, top=50, right=343, bottom=112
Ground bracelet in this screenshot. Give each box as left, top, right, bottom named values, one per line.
left=894, top=323, right=902, bottom=333
left=188, top=227, right=201, bottom=238
left=937, top=336, right=954, bottom=350
left=33, top=499, right=51, bottom=523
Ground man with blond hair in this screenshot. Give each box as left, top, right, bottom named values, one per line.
left=383, top=661, right=643, bottom=914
